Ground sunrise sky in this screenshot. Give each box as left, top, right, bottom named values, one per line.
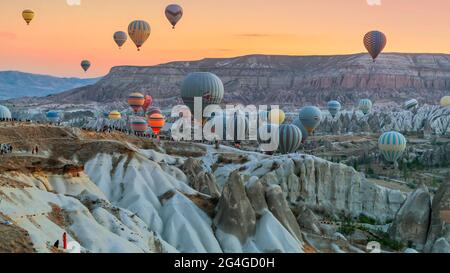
left=1, top=0, right=450, bottom=77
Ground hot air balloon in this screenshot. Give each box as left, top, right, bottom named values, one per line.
left=359, top=99, right=373, bottom=115
left=292, top=118, right=309, bottom=143
left=128, top=92, right=145, bottom=113
left=22, top=9, right=35, bottom=25
left=131, top=118, right=148, bottom=132
left=113, top=31, right=128, bottom=49
left=147, top=107, right=162, bottom=117
left=181, top=72, right=224, bottom=116
left=378, top=131, right=407, bottom=167
left=46, top=111, right=60, bottom=123
left=148, top=113, right=166, bottom=135
left=0, top=105, right=12, bottom=120
left=364, top=31, right=387, bottom=62
left=165, top=4, right=183, bottom=29
left=441, top=96, right=450, bottom=107
left=278, top=124, right=303, bottom=154
left=299, top=106, right=322, bottom=135
left=109, top=111, right=122, bottom=120
left=142, top=95, right=153, bottom=113
left=327, top=100, right=341, bottom=118
left=269, top=109, right=285, bottom=125
left=128, top=20, right=151, bottom=51
left=81, top=60, right=91, bottom=72
left=404, top=99, right=419, bottom=111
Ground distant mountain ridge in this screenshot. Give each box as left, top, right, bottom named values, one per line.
left=0, top=71, right=100, bottom=100
left=7, top=53, right=450, bottom=106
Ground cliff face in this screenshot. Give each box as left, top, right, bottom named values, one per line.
left=38, top=53, right=450, bottom=106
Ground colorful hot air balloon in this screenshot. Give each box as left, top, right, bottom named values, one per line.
left=131, top=118, right=148, bottom=132
left=165, top=4, right=183, bottom=29
left=378, top=131, right=407, bottom=164
left=128, top=92, right=145, bottom=113
left=404, top=99, right=419, bottom=111
left=109, top=111, right=122, bottom=120
left=269, top=109, right=285, bottom=125
left=299, top=106, right=322, bottom=134
left=142, top=95, right=153, bottom=112
left=327, top=100, right=342, bottom=118
left=113, top=31, right=128, bottom=49
left=128, top=20, right=151, bottom=51
left=364, top=31, right=387, bottom=62
left=22, top=9, right=35, bottom=25
left=148, top=113, right=166, bottom=135
left=181, top=72, right=224, bottom=115
left=359, top=99, right=373, bottom=115
left=81, top=60, right=91, bottom=72
left=292, top=118, right=309, bottom=142
left=279, top=124, right=303, bottom=154
left=147, top=107, right=162, bottom=118
left=46, top=111, right=60, bottom=123
left=441, top=96, right=450, bottom=107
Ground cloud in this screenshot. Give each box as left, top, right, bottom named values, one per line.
left=367, top=0, right=381, bottom=6
left=66, top=0, right=81, bottom=6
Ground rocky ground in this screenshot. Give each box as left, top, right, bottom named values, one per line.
left=1, top=122, right=449, bottom=253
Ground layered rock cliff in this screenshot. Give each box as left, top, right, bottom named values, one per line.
left=16, top=53, right=450, bottom=107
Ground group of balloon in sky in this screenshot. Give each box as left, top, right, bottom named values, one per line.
left=125, top=93, right=166, bottom=135
left=21, top=4, right=184, bottom=72
left=21, top=8, right=450, bottom=165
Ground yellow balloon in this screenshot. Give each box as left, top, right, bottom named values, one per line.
left=441, top=96, right=450, bottom=107
left=109, top=111, right=122, bottom=120
left=269, top=109, right=285, bottom=125
left=22, top=9, right=35, bottom=25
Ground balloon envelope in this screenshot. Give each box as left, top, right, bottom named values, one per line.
left=299, top=106, right=322, bottom=134
left=142, top=95, right=153, bottom=112
left=269, top=109, right=285, bottom=125
left=113, top=31, right=128, bottom=49
left=181, top=72, right=224, bottom=115
left=109, top=111, right=122, bottom=120
left=128, top=92, right=145, bottom=113
left=404, top=99, right=419, bottom=110
left=327, top=100, right=341, bottom=118
left=165, top=4, right=183, bottom=29
left=46, top=111, right=60, bottom=122
left=359, top=99, right=373, bottom=115
left=441, top=96, right=450, bottom=107
left=148, top=113, right=166, bottom=135
left=128, top=20, right=151, bottom=51
left=22, top=9, right=35, bottom=25
left=131, top=118, right=148, bottom=132
left=364, top=31, right=387, bottom=61
left=292, top=118, right=309, bottom=142
left=279, top=124, right=303, bottom=154
left=378, top=131, right=407, bottom=163
left=81, top=60, right=91, bottom=72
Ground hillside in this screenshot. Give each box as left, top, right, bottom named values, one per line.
left=0, top=71, right=100, bottom=100
left=13, top=53, right=450, bottom=107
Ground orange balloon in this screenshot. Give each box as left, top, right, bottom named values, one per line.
left=148, top=113, right=166, bottom=135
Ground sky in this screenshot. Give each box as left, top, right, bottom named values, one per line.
left=1, top=0, right=450, bottom=77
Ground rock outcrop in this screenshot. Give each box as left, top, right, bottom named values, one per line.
left=214, top=171, right=256, bottom=244
left=388, top=185, right=431, bottom=251
left=424, top=181, right=450, bottom=253
left=13, top=53, right=450, bottom=107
